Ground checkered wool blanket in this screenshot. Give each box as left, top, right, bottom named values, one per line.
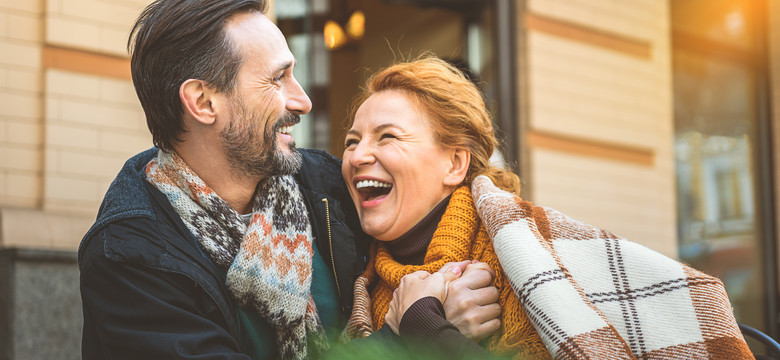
left=471, top=175, right=752, bottom=359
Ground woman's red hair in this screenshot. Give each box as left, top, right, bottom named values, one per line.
left=348, top=56, right=520, bottom=194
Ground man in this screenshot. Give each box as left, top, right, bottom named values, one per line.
left=79, top=1, right=499, bottom=359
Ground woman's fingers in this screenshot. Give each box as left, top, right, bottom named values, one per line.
left=438, top=260, right=471, bottom=278
left=449, top=266, right=493, bottom=293
left=408, top=270, right=431, bottom=280
left=464, top=261, right=496, bottom=278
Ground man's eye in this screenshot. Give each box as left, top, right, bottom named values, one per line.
left=273, top=73, right=285, bottom=83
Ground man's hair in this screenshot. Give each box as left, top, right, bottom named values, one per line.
left=128, top=0, right=268, bottom=152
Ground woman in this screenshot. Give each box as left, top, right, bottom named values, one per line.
left=341, top=56, right=753, bottom=359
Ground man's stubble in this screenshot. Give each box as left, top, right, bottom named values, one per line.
left=220, top=96, right=303, bottom=179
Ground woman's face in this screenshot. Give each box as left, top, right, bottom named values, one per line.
left=342, top=90, right=457, bottom=241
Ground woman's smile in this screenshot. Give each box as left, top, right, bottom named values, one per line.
left=354, top=177, right=393, bottom=207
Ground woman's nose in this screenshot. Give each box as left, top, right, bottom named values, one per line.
left=348, top=141, right=375, bottom=167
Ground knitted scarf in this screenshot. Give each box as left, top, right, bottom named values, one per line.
left=145, top=150, right=326, bottom=360
left=345, top=186, right=550, bottom=360
left=470, top=175, right=752, bottom=359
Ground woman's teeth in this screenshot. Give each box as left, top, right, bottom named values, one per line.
left=355, top=180, right=392, bottom=189
left=277, top=125, right=293, bottom=134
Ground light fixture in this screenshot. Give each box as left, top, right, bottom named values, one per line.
left=345, top=10, right=365, bottom=40
left=324, top=20, right=347, bottom=50
left=323, top=6, right=365, bottom=51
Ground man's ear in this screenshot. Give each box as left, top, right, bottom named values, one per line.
left=180, top=79, right=218, bottom=125
left=443, top=147, right=470, bottom=186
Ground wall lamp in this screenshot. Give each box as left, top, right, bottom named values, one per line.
left=324, top=10, right=365, bottom=50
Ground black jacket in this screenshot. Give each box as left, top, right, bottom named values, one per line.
left=79, top=148, right=369, bottom=359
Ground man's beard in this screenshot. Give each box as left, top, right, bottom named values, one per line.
left=220, top=98, right=302, bottom=179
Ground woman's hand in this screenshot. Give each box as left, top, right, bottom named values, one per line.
left=442, top=261, right=501, bottom=342
left=384, top=265, right=465, bottom=334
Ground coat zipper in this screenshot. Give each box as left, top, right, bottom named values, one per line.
left=321, top=198, right=341, bottom=298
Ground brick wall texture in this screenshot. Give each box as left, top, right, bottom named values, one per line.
left=1, top=0, right=151, bottom=249
left=524, top=0, right=677, bottom=256
left=0, top=0, right=44, bottom=209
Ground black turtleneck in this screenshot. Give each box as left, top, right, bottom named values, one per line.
left=386, top=195, right=451, bottom=265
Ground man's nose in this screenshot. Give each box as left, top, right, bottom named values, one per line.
left=286, top=76, right=312, bottom=115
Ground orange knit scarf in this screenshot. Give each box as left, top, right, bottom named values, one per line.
left=368, top=186, right=551, bottom=359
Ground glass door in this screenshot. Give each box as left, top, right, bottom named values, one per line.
left=671, top=0, right=776, bottom=352
left=278, top=0, right=508, bottom=160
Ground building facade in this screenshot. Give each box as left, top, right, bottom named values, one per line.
left=0, top=0, right=777, bottom=358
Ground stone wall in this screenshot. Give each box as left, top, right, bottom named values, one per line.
left=0, top=249, right=81, bottom=360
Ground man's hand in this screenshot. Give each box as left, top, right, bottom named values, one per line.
left=384, top=265, right=464, bottom=335
left=442, top=261, right=501, bottom=342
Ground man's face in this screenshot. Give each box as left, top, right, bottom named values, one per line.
left=219, top=12, right=312, bottom=178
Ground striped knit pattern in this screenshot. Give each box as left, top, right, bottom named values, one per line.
left=471, top=175, right=752, bottom=359
left=346, top=186, right=550, bottom=359
left=145, top=150, right=326, bottom=359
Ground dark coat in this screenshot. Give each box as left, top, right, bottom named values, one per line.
left=78, top=148, right=369, bottom=359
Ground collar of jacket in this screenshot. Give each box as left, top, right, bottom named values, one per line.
left=81, top=147, right=159, bottom=248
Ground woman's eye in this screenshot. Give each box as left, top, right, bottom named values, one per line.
left=344, top=139, right=359, bottom=148
left=380, top=133, right=397, bottom=140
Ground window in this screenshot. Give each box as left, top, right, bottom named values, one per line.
left=277, top=0, right=512, bottom=161
left=671, top=0, right=776, bottom=349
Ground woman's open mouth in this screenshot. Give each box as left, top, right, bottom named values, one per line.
left=355, top=179, right=393, bottom=205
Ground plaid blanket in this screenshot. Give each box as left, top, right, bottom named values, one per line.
left=471, top=175, right=752, bottom=359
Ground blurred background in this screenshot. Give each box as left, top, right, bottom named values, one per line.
left=0, top=0, right=778, bottom=358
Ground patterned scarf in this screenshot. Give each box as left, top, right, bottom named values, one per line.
left=145, top=150, right=326, bottom=359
